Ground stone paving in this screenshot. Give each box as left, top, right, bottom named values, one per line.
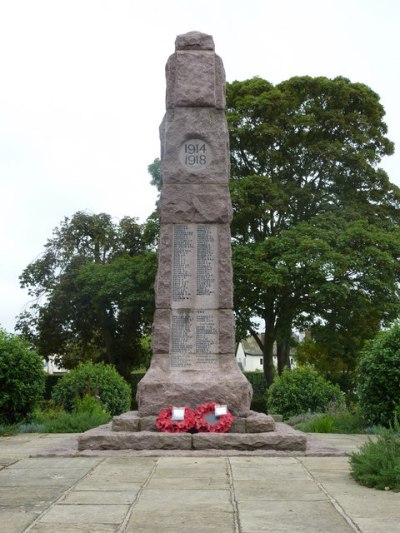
left=0, top=433, right=399, bottom=532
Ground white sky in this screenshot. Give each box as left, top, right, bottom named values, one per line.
left=1, top=0, right=399, bottom=332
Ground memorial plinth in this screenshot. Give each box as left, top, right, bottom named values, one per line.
left=136, top=31, right=253, bottom=416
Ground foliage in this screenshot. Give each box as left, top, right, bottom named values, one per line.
left=51, top=362, right=131, bottom=416
left=267, top=366, right=343, bottom=419
left=17, top=211, right=157, bottom=379
left=243, top=371, right=267, bottom=397
left=292, top=410, right=367, bottom=434
left=44, top=374, right=63, bottom=400
left=357, top=323, right=400, bottom=426
left=243, top=371, right=268, bottom=413
left=0, top=329, right=45, bottom=424
left=350, top=420, right=400, bottom=492
left=0, top=423, right=19, bottom=436
left=227, top=76, right=400, bottom=384
left=32, top=395, right=111, bottom=433
left=0, top=395, right=111, bottom=435
left=295, top=338, right=357, bottom=402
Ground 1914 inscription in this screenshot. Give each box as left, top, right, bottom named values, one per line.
left=179, top=138, right=212, bottom=169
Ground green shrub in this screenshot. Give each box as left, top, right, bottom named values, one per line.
left=52, top=362, right=131, bottom=416
left=244, top=372, right=267, bottom=397
left=350, top=421, right=400, bottom=491
left=0, top=330, right=45, bottom=424
left=34, top=395, right=111, bottom=433
left=292, top=410, right=367, bottom=434
left=250, top=396, right=268, bottom=413
left=357, top=323, right=400, bottom=427
left=267, top=366, right=343, bottom=420
left=44, top=374, right=63, bottom=400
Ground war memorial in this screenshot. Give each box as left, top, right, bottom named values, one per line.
left=78, top=31, right=306, bottom=452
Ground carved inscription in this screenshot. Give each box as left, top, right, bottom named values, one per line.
left=172, top=225, right=194, bottom=303
left=196, top=310, right=218, bottom=353
left=172, top=224, right=218, bottom=308
left=197, top=225, right=216, bottom=296
left=179, top=139, right=212, bottom=170
left=170, top=309, right=218, bottom=368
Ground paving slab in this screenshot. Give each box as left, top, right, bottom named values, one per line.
left=29, top=525, right=118, bottom=532
left=0, top=464, right=96, bottom=487
left=37, top=504, right=130, bottom=524
left=60, top=490, right=140, bottom=505
left=233, top=478, right=327, bottom=501
left=133, top=487, right=232, bottom=512
left=229, top=456, right=311, bottom=481
left=147, top=476, right=228, bottom=489
left=353, top=517, right=400, bottom=532
left=74, top=457, right=156, bottom=490
left=236, top=500, right=354, bottom=532
left=152, top=456, right=229, bottom=479
left=0, top=509, right=40, bottom=533
left=0, top=486, right=64, bottom=508
left=125, top=510, right=235, bottom=532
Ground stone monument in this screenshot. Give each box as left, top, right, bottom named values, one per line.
left=136, top=30, right=253, bottom=416
left=78, top=32, right=307, bottom=452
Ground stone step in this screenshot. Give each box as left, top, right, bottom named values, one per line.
left=78, top=423, right=306, bottom=452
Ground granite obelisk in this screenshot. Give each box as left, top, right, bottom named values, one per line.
left=136, top=31, right=252, bottom=416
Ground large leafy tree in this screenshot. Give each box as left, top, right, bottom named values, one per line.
left=17, top=211, right=157, bottom=379
left=227, top=76, right=400, bottom=384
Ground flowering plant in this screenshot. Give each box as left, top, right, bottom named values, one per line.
left=156, top=406, right=196, bottom=433
left=194, top=402, right=234, bottom=433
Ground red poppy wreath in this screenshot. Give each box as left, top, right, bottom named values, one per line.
left=194, top=402, right=234, bottom=433
left=156, top=406, right=196, bottom=433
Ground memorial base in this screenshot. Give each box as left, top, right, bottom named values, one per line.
left=136, top=363, right=253, bottom=417
left=77, top=411, right=307, bottom=452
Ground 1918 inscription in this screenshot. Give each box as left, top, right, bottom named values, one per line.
left=179, top=138, right=212, bottom=169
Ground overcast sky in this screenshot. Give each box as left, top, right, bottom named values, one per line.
left=1, top=0, right=399, bottom=332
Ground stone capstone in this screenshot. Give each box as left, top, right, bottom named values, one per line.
left=166, top=35, right=225, bottom=109
left=175, top=31, right=215, bottom=51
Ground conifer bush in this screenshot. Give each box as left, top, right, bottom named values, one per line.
left=52, top=361, right=131, bottom=416
left=0, top=330, right=45, bottom=424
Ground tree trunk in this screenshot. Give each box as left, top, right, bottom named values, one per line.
left=262, top=334, right=275, bottom=386
left=277, top=339, right=291, bottom=375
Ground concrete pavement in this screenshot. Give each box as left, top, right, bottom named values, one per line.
left=0, top=433, right=399, bottom=532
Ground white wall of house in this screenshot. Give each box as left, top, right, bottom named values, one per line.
left=236, top=342, right=264, bottom=372
left=43, top=356, right=66, bottom=374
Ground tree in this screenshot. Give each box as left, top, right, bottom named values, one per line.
left=17, top=211, right=157, bottom=379
left=227, top=76, right=400, bottom=385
